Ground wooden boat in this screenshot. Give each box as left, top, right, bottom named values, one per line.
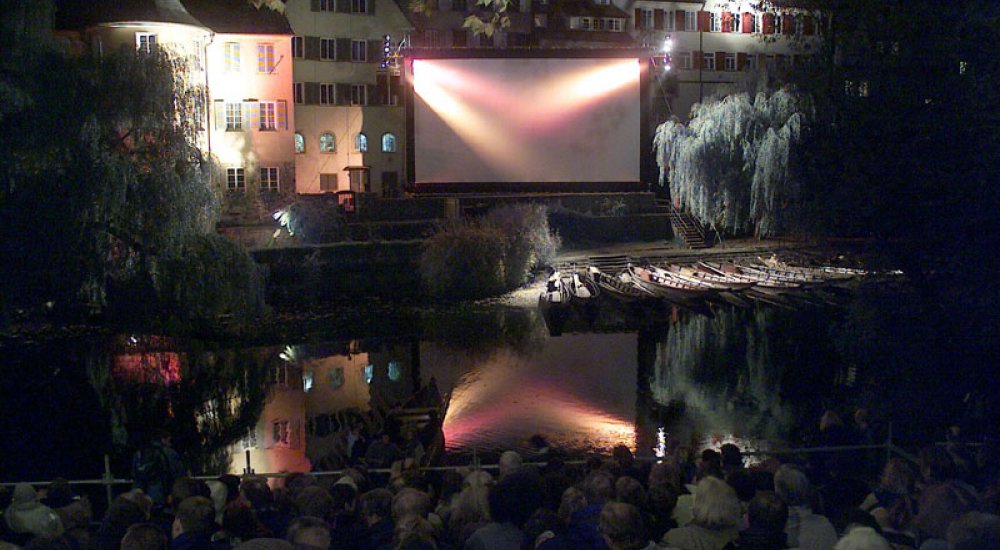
left=566, top=271, right=600, bottom=301
left=588, top=267, right=647, bottom=302
left=627, top=265, right=713, bottom=302
left=737, top=263, right=829, bottom=285
left=697, top=262, right=802, bottom=291
left=663, top=264, right=755, bottom=291
left=539, top=271, right=571, bottom=305
left=760, top=256, right=867, bottom=278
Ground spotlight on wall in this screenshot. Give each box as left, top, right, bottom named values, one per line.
left=662, top=37, right=673, bottom=53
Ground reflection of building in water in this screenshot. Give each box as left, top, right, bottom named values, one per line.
left=228, top=360, right=310, bottom=477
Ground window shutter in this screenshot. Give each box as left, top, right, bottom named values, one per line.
left=654, top=10, right=663, bottom=30
left=366, top=84, right=377, bottom=106
left=763, top=13, right=773, bottom=34
left=337, top=83, right=351, bottom=106
left=367, top=0, right=375, bottom=15
left=722, top=12, right=731, bottom=32
left=675, top=11, right=685, bottom=31
left=634, top=9, right=640, bottom=29
left=336, top=0, right=350, bottom=12
left=214, top=100, right=225, bottom=130
left=311, top=0, right=320, bottom=11
left=737, top=52, right=747, bottom=70
left=305, top=82, right=320, bottom=105
left=369, top=40, right=380, bottom=62
left=336, top=38, right=351, bottom=61
left=305, top=36, right=320, bottom=60
left=697, top=11, right=709, bottom=32
left=244, top=101, right=259, bottom=129
left=276, top=100, right=288, bottom=129
left=716, top=52, right=725, bottom=70
left=743, top=12, right=752, bottom=33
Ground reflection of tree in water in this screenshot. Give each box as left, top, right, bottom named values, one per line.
left=424, top=307, right=548, bottom=358
left=647, top=306, right=841, bottom=443
left=88, top=336, right=270, bottom=474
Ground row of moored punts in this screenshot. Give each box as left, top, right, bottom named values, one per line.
left=541, top=257, right=896, bottom=310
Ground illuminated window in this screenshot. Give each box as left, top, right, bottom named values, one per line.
left=640, top=9, right=654, bottom=30
left=291, top=36, right=303, bottom=58
left=684, top=11, right=697, bottom=31
left=328, top=367, right=344, bottom=389
left=295, top=132, right=305, bottom=153
left=678, top=52, right=692, bottom=70
left=320, top=83, right=336, bottom=105
left=352, top=40, right=368, bottom=62
left=320, top=38, right=336, bottom=60
left=664, top=9, right=675, bottom=31
left=703, top=52, right=716, bottom=71
left=259, top=101, right=276, bottom=130
left=725, top=53, right=737, bottom=71
left=136, top=32, right=156, bottom=53
left=225, top=102, right=242, bottom=130
left=753, top=13, right=763, bottom=33
left=388, top=361, right=401, bottom=381
left=745, top=54, right=757, bottom=71
left=355, top=133, right=368, bottom=152
left=272, top=419, right=290, bottom=447
left=227, top=168, right=245, bottom=191
left=224, top=42, right=240, bottom=71
left=257, top=42, right=275, bottom=73
left=302, top=371, right=314, bottom=392
left=363, top=364, right=374, bottom=384
left=320, top=132, right=335, bottom=153
left=351, top=84, right=367, bottom=106
left=710, top=12, right=721, bottom=32
left=260, top=167, right=279, bottom=192
left=381, top=133, right=396, bottom=153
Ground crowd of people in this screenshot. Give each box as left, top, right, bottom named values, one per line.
left=2, top=427, right=998, bottom=550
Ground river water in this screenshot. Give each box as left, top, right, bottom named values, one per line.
left=0, top=283, right=989, bottom=483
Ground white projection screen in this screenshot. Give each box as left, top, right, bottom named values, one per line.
left=411, top=56, right=642, bottom=185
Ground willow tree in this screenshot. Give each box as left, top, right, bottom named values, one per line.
left=654, top=89, right=812, bottom=237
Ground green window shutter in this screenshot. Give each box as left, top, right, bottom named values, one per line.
left=276, top=100, right=288, bottom=129
left=336, top=0, right=351, bottom=12
left=311, top=0, right=321, bottom=11
left=367, top=0, right=375, bottom=15
left=304, top=82, right=320, bottom=105
left=337, top=84, right=352, bottom=105
left=366, top=84, right=377, bottom=105
left=214, top=100, right=226, bottom=130
left=369, top=40, right=381, bottom=63
left=336, top=38, right=351, bottom=62
left=305, top=36, right=320, bottom=60
left=243, top=101, right=260, bottom=129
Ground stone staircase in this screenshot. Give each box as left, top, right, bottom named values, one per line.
left=656, top=199, right=712, bottom=249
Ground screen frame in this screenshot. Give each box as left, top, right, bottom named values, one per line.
left=404, top=48, right=654, bottom=193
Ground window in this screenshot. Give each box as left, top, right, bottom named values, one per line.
left=257, top=42, right=275, bottom=73
left=318, top=0, right=335, bottom=10
left=729, top=13, right=741, bottom=33
left=259, top=101, right=276, bottom=130
left=664, top=9, right=675, bottom=31
left=320, top=38, right=336, bottom=60
left=320, top=83, right=336, bottom=105
left=640, top=9, right=654, bottom=30
left=684, top=11, right=697, bottom=31
left=381, top=133, right=396, bottom=153
left=351, top=84, right=367, bottom=106
left=272, top=420, right=290, bottom=447
left=320, top=173, right=338, bottom=191
left=423, top=29, right=443, bottom=47
left=858, top=80, right=870, bottom=97
left=136, top=32, right=156, bottom=53
left=775, top=14, right=784, bottom=34
left=294, top=82, right=304, bottom=104
left=710, top=12, right=721, bottom=32
left=703, top=52, right=715, bottom=70
left=753, top=13, right=763, bottom=33
left=292, top=36, right=304, bottom=58
left=295, top=132, right=305, bottom=153
left=320, top=132, right=335, bottom=153
left=352, top=0, right=368, bottom=13
left=225, top=102, right=243, bottom=130
left=351, top=40, right=367, bottom=62
left=260, top=167, right=279, bottom=192
left=725, top=53, right=737, bottom=71
left=355, top=133, right=368, bottom=152
left=226, top=168, right=245, bottom=191
left=348, top=168, right=370, bottom=192
left=678, top=52, right=692, bottom=70
left=224, top=42, right=240, bottom=71
left=745, top=54, right=757, bottom=71
left=606, top=18, right=623, bottom=32
left=328, top=367, right=345, bottom=388
left=302, top=371, right=314, bottom=392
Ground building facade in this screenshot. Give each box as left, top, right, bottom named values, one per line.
left=285, top=0, right=414, bottom=198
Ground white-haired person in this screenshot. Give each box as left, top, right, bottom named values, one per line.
left=662, top=477, right=742, bottom=550
left=774, top=465, right=838, bottom=550
left=834, top=526, right=891, bottom=550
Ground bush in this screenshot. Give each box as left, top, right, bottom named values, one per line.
left=419, top=204, right=561, bottom=299
left=420, top=222, right=508, bottom=300
left=275, top=199, right=345, bottom=244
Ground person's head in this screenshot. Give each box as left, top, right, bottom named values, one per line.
left=218, top=474, right=241, bottom=504
left=720, top=444, right=742, bottom=470
left=648, top=461, right=683, bottom=491
left=222, top=500, right=259, bottom=541
left=99, top=496, right=147, bottom=543
left=820, top=410, right=844, bottom=431
left=747, top=492, right=788, bottom=533
left=946, top=511, right=1000, bottom=550
left=499, top=450, right=523, bottom=479
left=489, top=468, right=544, bottom=528
left=880, top=458, right=917, bottom=495
left=394, top=514, right=437, bottom=549
left=121, top=522, right=168, bottom=550
left=725, top=470, right=756, bottom=503
left=240, top=477, right=274, bottom=509
left=392, top=487, right=431, bottom=522
left=172, top=496, right=215, bottom=538
left=612, top=445, right=635, bottom=467
left=286, top=516, right=331, bottom=550
left=329, top=482, right=357, bottom=515
left=774, top=464, right=812, bottom=508
left=614, top=476, right=646, bottom=509
left=361, top=488, right=393, bottom=525
left=120, top=489, right=153, bottom=519
left=170, top=477, right=210, bottom=508
left=695, top=455, right=724, bottom=482
left=295, top=486, right=333, bottom=520
left=600, top=502, right=644, bottom=550
left=691, top=477, right=742, bottom=531
left=529, top=435, right=549, bottom=451
left=647, top=483, right=679, bottom=522
left=919, top=446, right=959, bottom=483
left=558, top=486, right=587, bottom=524
left=582, top=470, right=615, bottom=507
left=523, top=508, right=561, bottom=550
left=834, top=526, right=890, bottom=550
left=854, top=408, right=869, bottom=427
left=914, top=482, right=977, bottom=540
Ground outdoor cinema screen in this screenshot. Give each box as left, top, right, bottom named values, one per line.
left=411, top=56, right=642, bottom=184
